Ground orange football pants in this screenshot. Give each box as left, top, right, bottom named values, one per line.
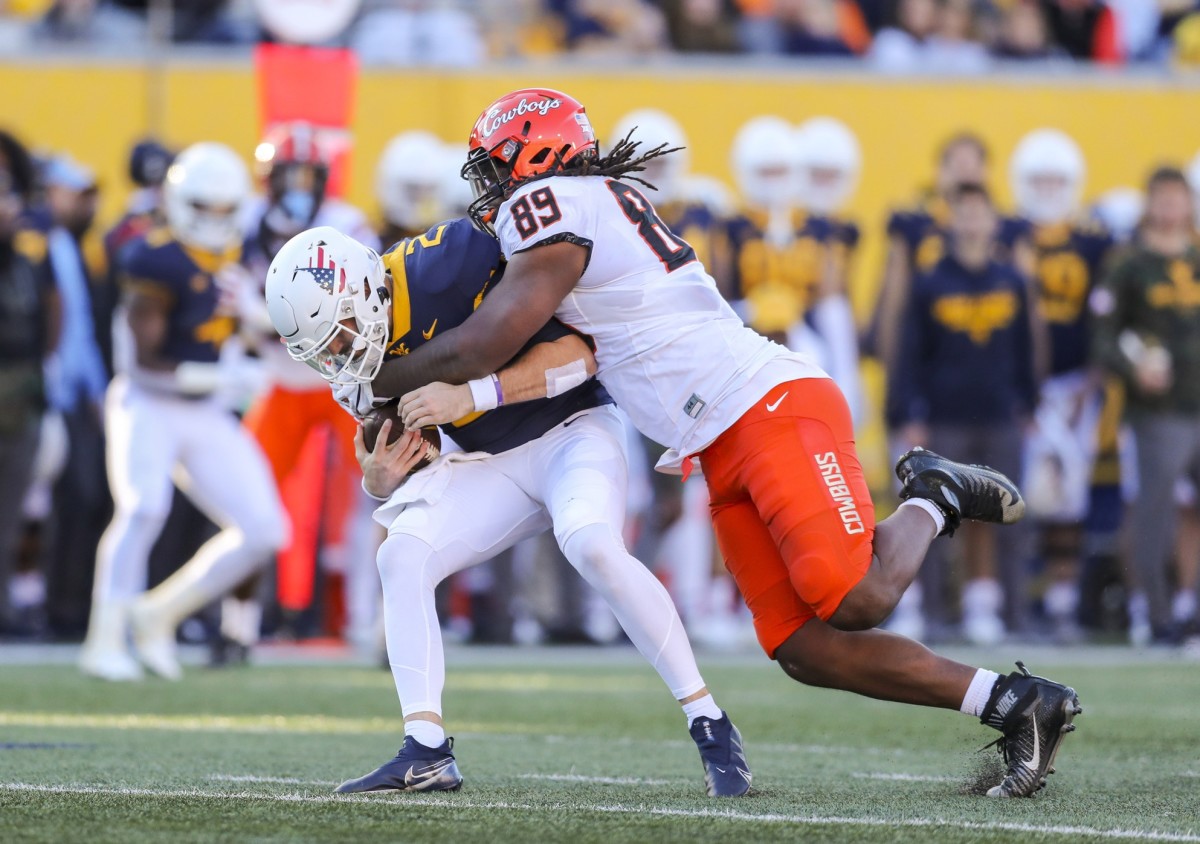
left=244, top=387, right=359, bottom=611
left=699, top=378, right=875, bottom=657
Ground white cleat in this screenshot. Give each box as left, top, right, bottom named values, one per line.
left=963, top=611, right=1006, bottom=646
left=130, top=604, right=183, bottom=681
left=79, top=645, right=144, bottom=682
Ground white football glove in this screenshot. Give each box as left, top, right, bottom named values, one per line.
left=332, top=379, right=388, bottom=420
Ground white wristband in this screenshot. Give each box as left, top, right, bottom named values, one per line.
left=467, top=375, right=499, bottom=412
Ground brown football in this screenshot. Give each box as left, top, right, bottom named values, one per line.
left=361, top=401, right=441, bottom=473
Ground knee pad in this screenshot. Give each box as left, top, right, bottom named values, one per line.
left=377, top=533, right=440, bottom=591
left=560, top=523, right=635, bottom=599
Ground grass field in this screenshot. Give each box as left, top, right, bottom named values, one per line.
left=1, top=644, right=1198, bottom=843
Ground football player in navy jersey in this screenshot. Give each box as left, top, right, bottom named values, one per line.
left=1005, top=129, right=1113, bottom=640
left=265, top=220, right=751, bottom=797
left=79, top=143, right=286, bottom=682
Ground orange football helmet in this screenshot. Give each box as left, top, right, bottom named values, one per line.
left=254, top=121, right=330, bottom=239
left=461, top=88, right=597, bottom=231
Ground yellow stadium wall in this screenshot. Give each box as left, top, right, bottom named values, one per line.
left=6, top=61, right=1200, bottom=314
left=7, top=62, right=1199, bottom=485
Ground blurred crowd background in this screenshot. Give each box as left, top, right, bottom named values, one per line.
left=3, top=0, right=1200, bottom=672
left=2, top=0, right=1200, bottom=67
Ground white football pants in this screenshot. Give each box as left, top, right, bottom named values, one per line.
left=376, top=405, right=707, bottom=717
left=91, top=377, right=287, bottom=623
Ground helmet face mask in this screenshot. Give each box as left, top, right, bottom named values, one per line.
left=264, top=226, right=390, bottom=385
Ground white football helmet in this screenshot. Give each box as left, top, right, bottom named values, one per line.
left=440, top=144, right=476, bottom=217
left=731, top=116, right=797, bottom=211
left=264, top=226, right=390, bottom=385
left=1009, top=129, right=1085, bottom=226
left=376, top=131, right=448, bottom=231
left=610, top=108, right=688, bottom=202
left=1091, top=187, right=1144, bottom=244
left=793, top=117, right=861, bottom=216
left=163, top=142, right=250, bottom=253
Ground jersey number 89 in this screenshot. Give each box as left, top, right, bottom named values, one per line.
left=509, top=181, right=696, bottom=273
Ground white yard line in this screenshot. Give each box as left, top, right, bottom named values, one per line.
left=208, top=775, right=340, bottom=786
left=3, top=782, right=1199, bottom=842
left=517, top=773, right=677, bottom=786
left=0, top=711, right=925, bottom=758
left=851, top=772, right=959, bottom=783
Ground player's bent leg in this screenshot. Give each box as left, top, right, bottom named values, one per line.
left=828, top=505, right=939, bottom=631
left=338, top=462, right=547, bottom=794
left=773, top=622, right=1083, bottom=797
left=131, top=415, right=288, bottom=679
left=539, top=409, right=750, bottom=796
left=82, top=380, right=177, bottom=682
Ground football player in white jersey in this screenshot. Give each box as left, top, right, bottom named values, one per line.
left=367, top=89, right=1083, bottom=799
left=80, top=143, right=287, bottom=682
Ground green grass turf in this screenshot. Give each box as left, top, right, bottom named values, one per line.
left=1, top=646, right=1198, bottom=843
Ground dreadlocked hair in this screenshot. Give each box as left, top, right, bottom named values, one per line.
left=530, top=131, right=683, bottom=192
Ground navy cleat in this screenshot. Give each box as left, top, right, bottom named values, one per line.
left=895, top=447, right=1025, bottom=536
left=689, top=711, right=752, bottom=797
left=334, top=736, right=463, bottom=794
left=980, top=661, right=1082, bottom=798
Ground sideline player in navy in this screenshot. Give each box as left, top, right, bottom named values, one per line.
left=265, top=219, right=752, bottom=797
left=80, top=143, right=286, bottom=682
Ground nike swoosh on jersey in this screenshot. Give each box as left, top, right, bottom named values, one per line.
left=765, top=392, right=789, bottom=413
left=422, top=319, right=438, bottom=340
left=1022, top=712, right=1041, bottom=772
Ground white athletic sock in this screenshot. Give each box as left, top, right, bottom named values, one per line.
left=899, top=498, right=945, bottom=535
left=1172, top=589, right=1197, bottom=624
left=960, top=668, right=1002, bottom=717
left=404, top=718, right=446, bottom=749
left=681, top=693, right=722, bottom=727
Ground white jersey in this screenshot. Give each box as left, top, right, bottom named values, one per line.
left=495, top=175, right=827, bottom=471
left=243, top=198, right=381, bottom=392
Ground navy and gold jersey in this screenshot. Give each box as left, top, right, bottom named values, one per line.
left=887, top=198, right=950, bottom=275
left=999, top=218, right=1113, bottom=375
left=119, top=229, right=239, bottom=365
left=724, top=209, right=858, bottom=330
left=656, top=200, right=727, bottom=276
left=382, top=218, right=612, bottom=455
left=893, top=254, right=1036, bottom=426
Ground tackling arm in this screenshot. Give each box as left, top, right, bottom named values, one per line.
left=398, top=333, right=597, bottom=430
left=372, top=241, right=587, bottom=399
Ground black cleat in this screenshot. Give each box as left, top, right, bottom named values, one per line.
left=334, top=736, right=463, bottom=794
left=895, top=447, right=1025, bottom=536
left=979, top=661, right=1082, bottom=798
left=207, top=634, right=250, bottom=668
left=689, top=711, right=752, bottom=797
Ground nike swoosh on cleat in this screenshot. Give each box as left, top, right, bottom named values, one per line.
left=1022, top=712, right=1041, bottom=773
left=404, top=759, right=454, bottom=787
left=713, top=767, right=726, bottom=774
left=737, top=768, right=752, bottom=784
left=765, top=393, right=788, bottom=413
